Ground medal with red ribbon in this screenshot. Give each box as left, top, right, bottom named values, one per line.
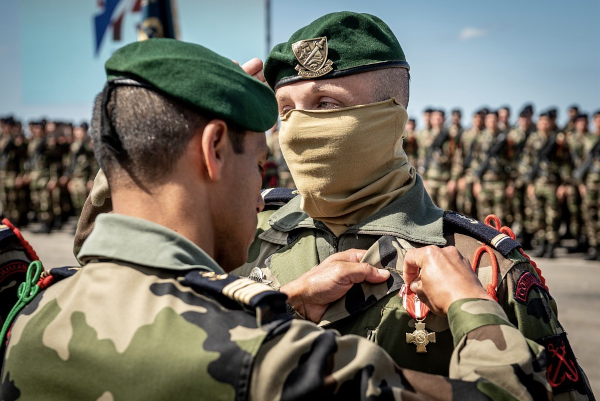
left=400, top=284, right=436, bottom=353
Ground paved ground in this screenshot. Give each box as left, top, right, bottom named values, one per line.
left=19, top=223, right=600, bottom=396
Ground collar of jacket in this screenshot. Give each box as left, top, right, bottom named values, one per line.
left=269, top=174, right=446, bottom=246
left=78, top=213, right=225, bottom=273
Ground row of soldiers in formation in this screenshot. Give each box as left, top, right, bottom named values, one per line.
left=268, top=104, right=600, bottom=260
left=0, top=116, right=98, bottom=233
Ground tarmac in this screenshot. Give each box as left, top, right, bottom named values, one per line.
left=19, top=221, right=600, bottom=397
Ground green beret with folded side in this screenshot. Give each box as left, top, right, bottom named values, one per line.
left=264, top=11, right=409, bottom=90
left=105, top=38, right=277, bottom=132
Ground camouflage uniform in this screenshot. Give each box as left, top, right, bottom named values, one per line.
left=25, top=135, right=66, bottom=230
left=0, top=134, right=28, bottom=226
left=518, top=131, right=573, bottom=246
left=418, top=128, right=458, bottom=211
left=565, top=130, right=587, bottom=241
left=579, top=135, right=600, bottom=250
left=468, top=129, right=513, bottom=222
left=403, top=128, right=419, bottom=169
left=236, top=181, right=593, bottom=400
left=507, top=124, right=535, bottom=234
left=2, top=214, right=551, bottom=400
left=452, top=126, right=480, bottom=217
left=62, top=137, right=98, bottom=215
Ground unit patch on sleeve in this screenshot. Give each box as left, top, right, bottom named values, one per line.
left=540, top=332, right=585, bottom=395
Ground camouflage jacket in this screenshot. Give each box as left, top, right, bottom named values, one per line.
left=1, top=214, right=551, bottom=400
left=450, top=127, right=481, bottom=182
left=417, top=128, right=458, bottom=181
left=62, top=138, right=98, bottom=180
left=579, top=134, right=600, bottom=185
left=467, top=129, right=514, bottom=182
left=517, top=130, right=573, bottom=186
left=235, top=180, right=594, bottom=400
left=507, top=125, right=535, bottom=182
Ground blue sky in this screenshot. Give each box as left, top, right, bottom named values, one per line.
left=1, top=0, right=598, bottom=127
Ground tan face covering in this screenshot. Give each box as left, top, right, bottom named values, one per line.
left=279, top=98, right=415, bottom=236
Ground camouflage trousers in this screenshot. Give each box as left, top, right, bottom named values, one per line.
left=29, top=175, right=60, bottom=226
left=456, top=180, right=476, bottom=218
left=510, top=184, right=526, bottom=233
left=477, top=180, right=508, bottom=223
left=530, top=181, right=560, bottom=244
left=425, top=179, right=455, bottom=211
left=1, top=172, right=28, bottom=224
left=68, top=178, right=89, bottom=212
left=582, top=183, right=600, bottom=247
left=565, top=184, right=583, bottom=237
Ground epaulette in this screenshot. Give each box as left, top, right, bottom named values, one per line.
left=182, top=269, right=288, bottom=313
left=48, top=266, right=81, bottom=283
left=261, top=187, right=298, bottom=209
left=443, top=211, right=521, bottom=257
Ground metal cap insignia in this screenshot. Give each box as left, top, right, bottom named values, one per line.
left=292, top=37, right=334, bottom=78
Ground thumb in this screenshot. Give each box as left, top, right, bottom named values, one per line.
left=337, top=262, right=389, bottom=285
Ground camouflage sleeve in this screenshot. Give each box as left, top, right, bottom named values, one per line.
left=249, top=298, right=551, bottom=400
left=73, top=169, right=112, bottom=262
left=502, top=259, right=595, bottom=400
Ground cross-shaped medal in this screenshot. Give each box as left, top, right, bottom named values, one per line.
left=406, top=320, right=436, bottom=353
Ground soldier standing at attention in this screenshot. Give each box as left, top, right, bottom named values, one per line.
left=563, top=104, right=580, bottom=135
left=448, top=108, right=463, bottom=141
left=498, top=105, right=512, bottom=132
left=508, top=106, right=536, bottom=247
left=0, top=118, right=28, bottom=226
left=471, top=110, right=513, bottom=222
left=403, top=117, right=419, bottom=168
left=576, top=110, right=600, bottom=260
left=453, top=108, right=485, bottom=217
left=60, top=123, right=98, bottom=220
left=22, top=121, right=49, bottom=232
left=73, top=13, right=594, bottom=400
left=420, top=109, right=457, bottom=210
left=0, top=38, right=551, bottom=401
left=519, top=112, right=573, bottom=258
left=565, top=113, right=590, bottom=253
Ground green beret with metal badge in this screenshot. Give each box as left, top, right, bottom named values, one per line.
left=264, top=11, right=409, bottom=90
left=105, top=38, right=278, bottom=132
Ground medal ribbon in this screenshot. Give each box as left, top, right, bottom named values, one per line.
left=400, top=284, right=431, bottom=320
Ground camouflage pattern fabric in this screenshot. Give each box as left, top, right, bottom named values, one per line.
left=580, top=135, right=600, bottom=247
left=507, top=125, right=535, bottom=231
left=518, top=131, right=573, bottom=244
left=1, top=214, right=552, bottom=400
left=452, top=127, right=480, bottom=217
left=235, top=180, right=594, bottom=400
left=418, top=128, right=458, bottom=210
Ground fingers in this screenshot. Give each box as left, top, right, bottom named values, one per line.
left=325, top=248, right=366, bottom=264
left=241, top=58, right=265, bottom=82
left=403, top=247, right=427, bottom=289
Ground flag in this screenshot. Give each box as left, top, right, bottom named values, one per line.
left=138, top=0, right=179, bottom=41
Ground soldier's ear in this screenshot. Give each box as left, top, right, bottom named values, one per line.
left=201, top=119, right=230, bottom=182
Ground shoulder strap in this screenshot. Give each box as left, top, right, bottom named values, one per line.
left=261, top=187, right=298, bottom=209
left=443, top=211, right=521, bottom=257
left=182, top=270, right=288, bottom=316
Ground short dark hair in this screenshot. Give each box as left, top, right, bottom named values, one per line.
left=91, top=86, right=246, bottom=187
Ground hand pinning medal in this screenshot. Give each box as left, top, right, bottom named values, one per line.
left=400, top=284, right=436, bottom=353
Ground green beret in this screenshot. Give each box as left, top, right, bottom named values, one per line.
left=105, top=38, right=277, bottom=132
left=264, top=12, right=409, bottom=90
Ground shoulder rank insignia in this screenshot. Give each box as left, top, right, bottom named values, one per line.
left=292, top=37, right=334, bottom=78
left=443, top=211, right=521, bottom=257
left=182, top=270, right=287, bottom=310
left=262, top=187, right=298, bottom=206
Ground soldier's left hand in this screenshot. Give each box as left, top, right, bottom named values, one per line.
left=280, top=249, right=390, bottom=322
left=403, top=246, right=492, bottom=317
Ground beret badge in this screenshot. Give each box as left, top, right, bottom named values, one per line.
left=292, top=37, right=334, bottom=78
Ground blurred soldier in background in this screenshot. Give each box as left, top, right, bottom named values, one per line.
left=498, top=105, right=511, bottom=132
left=0, top=117, right=29, bottom=225
left=520, top=112, right=573, bottom=258
left=404, top=117, right=418, bottom=168
left=419, top=109, right=457, bottom=210
left=419, top=107, right=433, bottom=135
left=564, top=113, right=590, bottom=253
left=59, top=122, right=97, bottom=221
left=453, top=108, right=486, bottom=217
left=576, top=111, right=600, bottom=260
left=472, top=110, right=512, bottom=222
left=508, top=105, right=536, bottom=246
left=563, top=104, right=580, bottom=134
left=449, top=108, right=463, bottom=139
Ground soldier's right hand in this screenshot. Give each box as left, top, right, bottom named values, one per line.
left=280, top=249, right=390, bottom=323
left=403, top=246, right=492, bottom=317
